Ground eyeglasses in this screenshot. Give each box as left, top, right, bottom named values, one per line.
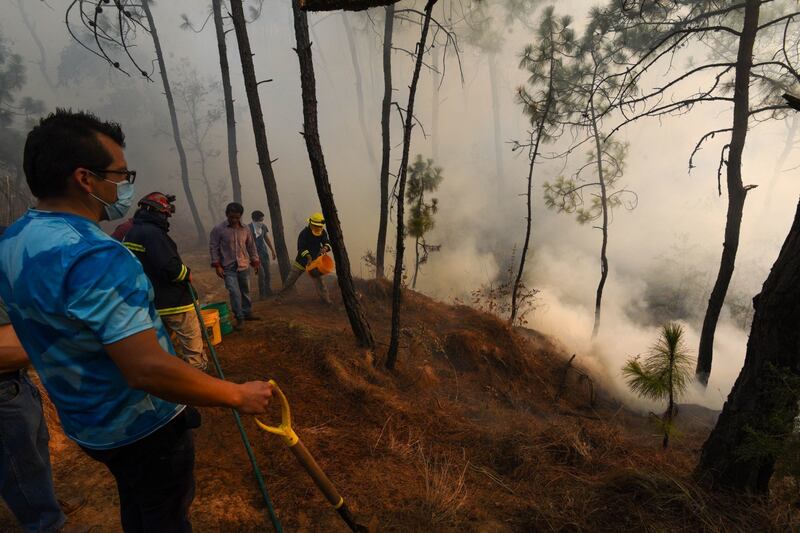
left=86, top=168, right=137, bottom=184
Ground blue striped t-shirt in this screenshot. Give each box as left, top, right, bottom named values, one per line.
left=0, top=209, right=184, bottom=449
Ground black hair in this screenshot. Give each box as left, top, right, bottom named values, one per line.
left=23, top=108, right=125, bottom=199
left=251, top=210, right=265, bottom=220
left=226, top=202, right=244, bottom=215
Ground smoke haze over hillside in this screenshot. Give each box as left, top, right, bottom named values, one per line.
left=2, top=0, right=798, bottom=410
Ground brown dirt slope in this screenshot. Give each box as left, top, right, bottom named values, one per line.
left=0, top=261, right=789, bottom=532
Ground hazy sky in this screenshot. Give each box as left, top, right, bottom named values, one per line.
left=2, top=0, right=799, bottom=409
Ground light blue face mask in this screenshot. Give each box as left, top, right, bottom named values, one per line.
left=90, top=178, right=135, bottom=221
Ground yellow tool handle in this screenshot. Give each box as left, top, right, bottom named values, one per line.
left=289, top=439, right=345, bottom=509
left=254, top=380, right=298, bottom=446
left=254, top=381, right=345, bottom=508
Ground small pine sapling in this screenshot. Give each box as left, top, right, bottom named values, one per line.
left=406, top=155, right=443, bottom=289
left=622, top=322, right=694, bottom=448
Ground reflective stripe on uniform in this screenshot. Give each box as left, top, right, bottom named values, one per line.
left=123, top=242, right=145, bottom=253
left=173, top=264, right=188, bottom=282
left=300, top=250, right=310, bottom=257
left=157, top=303, right=196, bottom=316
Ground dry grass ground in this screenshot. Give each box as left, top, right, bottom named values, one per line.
left=1, top=253, right=796, bottom=531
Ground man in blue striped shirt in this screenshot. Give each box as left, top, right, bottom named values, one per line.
left=0, top=110, right=274, bottom=532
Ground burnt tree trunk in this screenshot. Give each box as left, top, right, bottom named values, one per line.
left=229, top=0, right=291, bottom=281
left=590, top=99, right=609, bottom=339
left=375, top=4, right=394, bottom=278
left=510, top=48, right=555, bottom=326
left=142, top=1, right=206, bottom=244
left=375, top=3, right=394, bottom=279
left=212, top=0, right=243, bottom=205
left=291, top=0, right=376, bottom=350
left=183, top=92, right=216, bottom=224
left=696, top=198, right=800, bottom=492
left=341, top=13, right=378, bottom=170
left=412, top=236, right=421, bottom=289
left=431, top=46, right=440, bottom=161
left=386, top=0, right=438, bottom=370
left=696, top=0, right=759, bottom=385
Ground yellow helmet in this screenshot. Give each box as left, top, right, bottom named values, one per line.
left=308, top=212, right=325, bottom=227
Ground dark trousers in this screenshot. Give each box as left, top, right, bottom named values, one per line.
left=81, top=410, right=197, bottom=533
left=0, top=370, right=65, bottom=532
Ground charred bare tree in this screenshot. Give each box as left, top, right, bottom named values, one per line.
left=211, top=0, right=243, bottom=205
left=174, top=70, right=223, bottom=225
left=229, top=0, right=291, bottom=280
left=141, top=1, right=206, bottom=244
left=375, top=3, right=394, bottom=279
left=65, top=0, right=207, bottom=243
left=603, top=0, right=800, bottom=385
left=510, top=7, right=573, bottom=326
left=386, top=0, right=439, bottom=370
left=341, top=13, right=378, bottom=171
left=695, top=0, right=759, bottom=385
left=291, top=0, right=375, bottom=350
left=300, top=0, right=399, bottom=11
left=14, top=0, right=56, bottom=90
left=696, top=196, right=800, bottom=492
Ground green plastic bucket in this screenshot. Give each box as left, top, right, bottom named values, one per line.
left=202, top=302, right=234, bottom=335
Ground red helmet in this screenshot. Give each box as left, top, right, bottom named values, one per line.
left=138, top=192, right=176, bottom=216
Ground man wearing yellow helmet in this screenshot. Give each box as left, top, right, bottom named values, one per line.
left=280, top=212, right=332, bottom=304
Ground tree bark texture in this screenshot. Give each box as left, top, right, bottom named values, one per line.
left=431, top=46, right=440, bottom=161
left=291, top=0, right=376, bottom=350
left=375, top=4, right=394, bottom=279
left=412, top=236, right=420, bottom=289
left=212, top=0, right=243, bottom=205
left=142, top=1, right=206, bottom=244
left=229, top=0, right=292, bottom=281
left=510, top=50, right=555, bottom=326
left=341, top=13, right=378, bottom=170
left=300, top=0, right=399, bottom=11
left=696, top=198, right=800, bottom=492
left=696, top=0, right=759, bottom=385
left=386, top=0, right=438, bottom=370
left=590, top=100, right=609, bottom=339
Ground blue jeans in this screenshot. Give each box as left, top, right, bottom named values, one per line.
left=0, top=371, right=65, bottom=532
left=223, top=267, right=251, bottom=321
left=255, top=251, right=272, bottom=297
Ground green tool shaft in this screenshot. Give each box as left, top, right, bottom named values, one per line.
left=189, top=284, right=283, bottom=533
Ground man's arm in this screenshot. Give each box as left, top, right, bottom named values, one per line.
left=106, top=329, right=272, bottom=413
left=209, top=226, right=221, bottom=267
left=321, top=230, right=332, bottom=253
left=0, top=324, right=29, bottom=373
left=209, top=226, right=224, bottom=278
left=245, top=230, right=260, bottom=273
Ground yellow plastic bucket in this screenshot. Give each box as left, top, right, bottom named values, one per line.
left=306, top=254, right=335, bottom=278
left=201, top=309, right=222, bottom=346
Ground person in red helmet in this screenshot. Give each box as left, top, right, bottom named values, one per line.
left=123, top=192, right=208, bottom=371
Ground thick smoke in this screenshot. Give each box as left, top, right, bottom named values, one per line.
left=2, top=0, right=798, bottom=410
